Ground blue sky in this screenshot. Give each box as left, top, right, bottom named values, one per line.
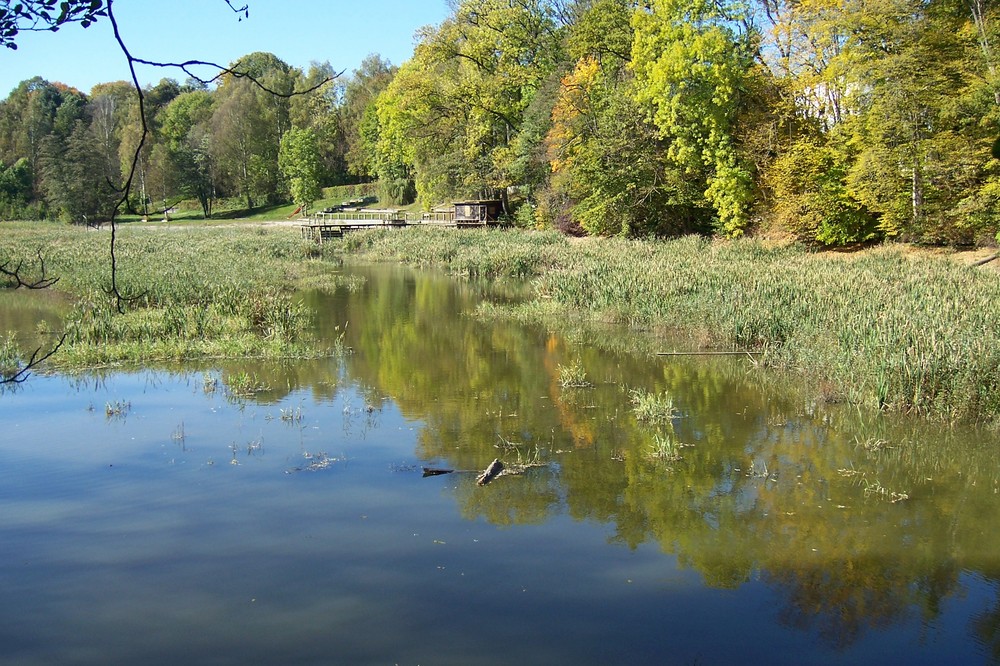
left=0, top=0, right=450, bottom=97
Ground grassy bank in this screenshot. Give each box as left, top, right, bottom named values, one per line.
left=333, top=228, right=1000, bottom=424
left=6, top=222, right=999, bottom=424
left=0, top=223, right=350, bottom=370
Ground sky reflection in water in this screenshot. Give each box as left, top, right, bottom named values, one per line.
left=1, top=264, right=999, bottom=664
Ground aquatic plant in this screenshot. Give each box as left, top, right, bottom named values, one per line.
left=0, top=223, right=343, bottom=367
left=631, top=389, right=678, bottom=424
left=105, top=399, right=131, bottom=419
left=333, top=228, right=1000, bottom=424
left=862, top=478, right=910, bottom=503
left=226, top=372, right=269, bottom=397
left=280, top=405, right=304, bottom=422
left=647, top=432, right=681, bottom=462
left=557, top=360, right=591, bottom=387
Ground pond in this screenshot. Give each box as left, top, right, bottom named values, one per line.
left=2, top=263, right=1000, bottom=664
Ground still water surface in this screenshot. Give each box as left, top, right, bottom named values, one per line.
left=2, top=264, right=1000, bottom=664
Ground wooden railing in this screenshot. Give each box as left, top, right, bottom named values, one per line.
left=309, top=210, right=406, bottom=223
left=301, top=208, right=502, bottom=243
left=414, top=211, right=456, bottom=224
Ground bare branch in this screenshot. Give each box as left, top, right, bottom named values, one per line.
left=105, top=0, right=147, bottom=313
left=127, top=55, right=336, bottom=97
left=1, top=332, right=67, bottom=384
left=224, top=1, right=250, bottom=19
left=0, top=249, right=60, bottom=289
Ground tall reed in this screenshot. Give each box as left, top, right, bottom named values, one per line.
left=332, top=228, right=1000, bottom=424
left=0, top=223, right=343, bottom=367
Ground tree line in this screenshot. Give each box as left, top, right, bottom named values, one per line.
left=0, top=50, right=394, bottom=222
left=2, top=0, right=999, bottom=246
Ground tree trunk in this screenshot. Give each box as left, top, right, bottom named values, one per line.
left=970, top=0, right=1000, bottom=106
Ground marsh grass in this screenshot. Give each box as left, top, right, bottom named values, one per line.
left=291, top=263, right=367, bottom=293
left=334, top=226, right=568, bottom=279
left=856, top=436, right=895, bottom=453
left=0, top=223, right=349, bottom=369
left=504, top=446, right=548, bottom=475
left=280, top=404, right=304, bottom=423
left=861, top=478, right=910, bottom=503
left=631, top=389, right=678, bottom=424
left=333, top=228, right=1000, bottom=424
left=226, top=372, right=269, bottom=397
left=105, top=400, right=130, bottom=420
left=492, top=436, right=547, bottom=475
left=557, top=360, right=591, bottom=387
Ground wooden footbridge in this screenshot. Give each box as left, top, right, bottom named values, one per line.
left=300, top=200, right=506, bottom=242
left=300, top=210, right=407, bottom=241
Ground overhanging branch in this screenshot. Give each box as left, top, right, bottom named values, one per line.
left=0, top=249, right=59, bottom=289
left=1, top=332, right=66, bottom=384
left=102, top=0, right=333, bottom=312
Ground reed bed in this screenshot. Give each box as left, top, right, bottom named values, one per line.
left=334, top=228, right=1000, bottom=424
left=0, top=223, right=342, bottom=369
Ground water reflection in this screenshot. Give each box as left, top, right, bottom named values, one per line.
left=2, top=262, right=1000, bottom=662
left=303, top=263, right=1000, bottom=653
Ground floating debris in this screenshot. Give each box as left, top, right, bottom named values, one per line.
left=477, top=459, right=505, bottom=486
left=418, top=457, right=548, bottom=484
left=286, top=451, right=343, bottom=473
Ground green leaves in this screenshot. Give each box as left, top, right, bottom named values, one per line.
left=0, top=0, right=106, bottom=49
left=769, top=138, right=879, bottom=245
left=3, top=0, right=1000, bottom=245
left=372, top=0, right=563, bottom=204
left=631, top=0, right=755, bottom=236
left=278, top=127, right=321, bottom=209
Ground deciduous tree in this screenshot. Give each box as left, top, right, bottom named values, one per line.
left=341, top=54, right=396, bottom=182
left=154, top=89, right=215, bottom=216
left=278, top=126, right=321, bottom=211
left=632, top=0, right=758, bottom=236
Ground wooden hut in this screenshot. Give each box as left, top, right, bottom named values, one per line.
left=453, top=200, right=504, bottom=227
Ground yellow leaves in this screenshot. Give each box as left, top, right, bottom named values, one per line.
left=545, top=57, right=601, bottom=176
left=551, top=57, right=600, bottom=127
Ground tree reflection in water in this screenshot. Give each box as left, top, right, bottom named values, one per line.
left=295, top=263, right=1000, bottom=651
